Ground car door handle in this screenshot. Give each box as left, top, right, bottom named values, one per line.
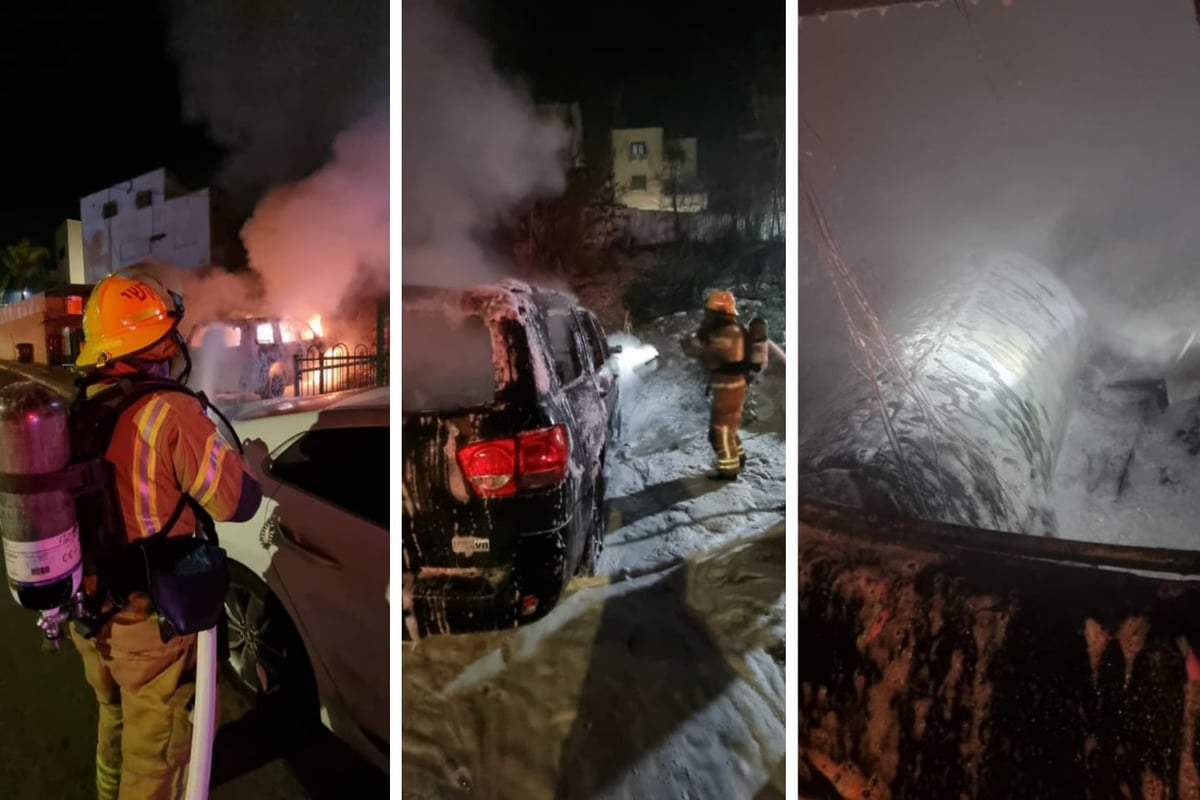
left=276, top=521, right=342, bottom=569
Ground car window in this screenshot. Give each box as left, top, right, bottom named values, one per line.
left=546, top=310, right=584, bottom=384
left=255, top=322, right=276, bottom=345
left=402, top=310, right=499, bottom=412
left=268, top=426, right=388, bottom=528
left=578, top=310, right=607, bottom=370
left=279, top=319, right=300, bottom=344
left=190, top=324, right=241, bottom=349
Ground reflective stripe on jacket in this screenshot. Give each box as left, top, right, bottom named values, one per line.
left=103, top=391, right=249, bottom=542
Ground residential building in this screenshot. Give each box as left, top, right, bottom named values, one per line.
left=0, top=283, right=92, bottom=365
left=54, top=219, right=85, bottom=285
left=79, top=168, right=244, bottom=284
left=611, top=127, right=708, bottom=212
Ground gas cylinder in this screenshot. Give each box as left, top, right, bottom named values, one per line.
left=0, top=381, right=82, bottom=612
left=746, top=317, right=769, bottom=377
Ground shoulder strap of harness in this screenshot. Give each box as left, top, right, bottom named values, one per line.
left=71, top=374, right=219, bottom=540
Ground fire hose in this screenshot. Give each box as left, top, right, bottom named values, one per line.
left=185, top=626, right=218, bottom=800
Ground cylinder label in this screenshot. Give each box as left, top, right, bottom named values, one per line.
left=3, top=527, right=81, bottom=586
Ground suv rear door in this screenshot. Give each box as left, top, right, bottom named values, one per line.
left=252, top=417, right=390, bottom=749
left=401, top=300, right=557, bottom=583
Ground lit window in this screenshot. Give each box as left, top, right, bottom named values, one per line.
left=66, top=296, right=83, bottom=315
left=630, top=141, right=647, bottom=159
left=256, top=323, right=276, bottom=344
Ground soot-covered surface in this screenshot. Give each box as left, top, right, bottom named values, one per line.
left=798, top=501, right=1200, bottom=800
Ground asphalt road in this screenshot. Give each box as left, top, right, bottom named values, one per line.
left=0, top=367, right=388, bottom=799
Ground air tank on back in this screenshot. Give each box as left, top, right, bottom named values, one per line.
left=0, top=381, right=82, bottom=611
left=796, top=250, right=1087, bottom=536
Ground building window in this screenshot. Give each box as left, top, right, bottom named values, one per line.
left=630, top=141, right=647, bottom=159
left=630, top=175, right=648, bottom=191
left=135, top=190, right=153, bottom=209
left=66, top=296, right=83, bottom=316
left=102, top=201, right=117, bottom=219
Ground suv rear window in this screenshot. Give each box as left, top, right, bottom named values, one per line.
left=402, top=309, right=497, bottom=412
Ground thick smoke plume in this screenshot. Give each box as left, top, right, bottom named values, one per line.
left=241, top=110, right=390, bottom=322
left=165, top=0, right=386, bottom=210
left=798, top=0, right=1200, bottom=371
left=402, top=0, right=567, bottom=287
left=163, top=0, right=389, bottom=331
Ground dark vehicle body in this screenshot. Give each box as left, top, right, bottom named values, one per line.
left=401, top=280, right=621, bottom=637
left=798, top=501, right=1200, bottom=800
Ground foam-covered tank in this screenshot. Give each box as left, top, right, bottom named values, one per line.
left=796, top=250, right=1087, bottom=535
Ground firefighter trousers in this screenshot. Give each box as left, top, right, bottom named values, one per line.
left=71, top=605, right=198, bottom=800
left=708, top=376, right=747, bottom=476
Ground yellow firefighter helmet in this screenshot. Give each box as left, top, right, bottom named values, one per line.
left=705, top=289, right=737, bottom=316
left=76, top=273, right=184, bottom=368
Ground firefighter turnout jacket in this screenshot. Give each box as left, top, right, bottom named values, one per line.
left=682, top=311, right=749, bottom=477
left=103, top=387, right=251, bottom=543
left=71, top=378, right=261, bottom=800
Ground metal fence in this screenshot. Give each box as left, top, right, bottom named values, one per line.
left=292, top=303, right=390, bottom=398
left=293, top=344, right=382, bottom=397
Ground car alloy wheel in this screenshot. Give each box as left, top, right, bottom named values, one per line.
left=225, top=585, right=288, bottom=695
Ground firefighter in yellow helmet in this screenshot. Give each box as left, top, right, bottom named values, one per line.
left=681, top=289, right=748, bottom=479
left=68, top=273, right=263, bottom=800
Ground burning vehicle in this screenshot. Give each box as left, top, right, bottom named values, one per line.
left=188, top=315, right=325, bottom=399
left=401, top=279, right=622, bottom=638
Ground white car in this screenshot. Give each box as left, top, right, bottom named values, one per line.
left=209, top=387, right=389, bottom=773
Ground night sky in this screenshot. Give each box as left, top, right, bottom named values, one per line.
left=473, top=0, right=784, bottom=160
left=0, top=3, right=222, bottom=250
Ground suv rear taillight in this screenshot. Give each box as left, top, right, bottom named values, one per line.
left=457, top=424, right=569, bottom=498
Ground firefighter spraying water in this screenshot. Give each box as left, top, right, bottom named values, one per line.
left=681, top=289, right=771, bottom=480
left=0, top=273, right=263, bottom=800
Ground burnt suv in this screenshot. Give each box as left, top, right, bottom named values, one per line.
left=188, top=316, right=323, bottom=400
left=401, top=280, right=621, bottom=637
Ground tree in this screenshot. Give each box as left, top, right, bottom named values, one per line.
left=1, top=239, right=51, bottom=301
left=515, top=154, right=623, bottom=279
left=660, top=138, right=690, bottom=239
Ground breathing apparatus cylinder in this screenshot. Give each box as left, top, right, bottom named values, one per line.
left=746, top=317, right=769, bottom=377
left=0, top=382, right=83, bottom=624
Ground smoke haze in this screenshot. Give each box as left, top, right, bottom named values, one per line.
left=401, top=0, right=568, bottom=287
left=799, top=0, right=1200, bottom=367
left=164, top=0, right=387, bottom=210
left=163, top=0, right=389, bottom=328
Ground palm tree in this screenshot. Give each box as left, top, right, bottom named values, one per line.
left=1, top=239, right=51, bottom=302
